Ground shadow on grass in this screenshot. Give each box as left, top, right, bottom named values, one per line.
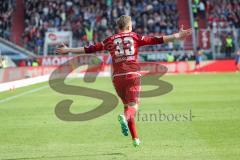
left=2, top=152, right=127, bottom=160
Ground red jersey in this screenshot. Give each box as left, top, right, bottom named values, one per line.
left=84, top=32, right=164, bottom=76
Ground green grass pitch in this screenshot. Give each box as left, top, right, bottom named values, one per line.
left=0, top=73, right=240, bottom=160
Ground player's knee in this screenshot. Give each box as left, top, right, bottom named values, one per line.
left=128, top=102, right=136, bottom=106
left=125, top=102, right=138, bottom=110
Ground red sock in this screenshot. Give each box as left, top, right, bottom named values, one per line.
left=124, top=107, right=138, bottom=139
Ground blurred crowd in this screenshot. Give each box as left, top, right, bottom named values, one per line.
left=22, top=0, right=179, bottom=54
left=0, top=0, right=15, bottom=39
left=192, top=0, right=240, bottom=28
left=206, top=0, right=240, bottom=28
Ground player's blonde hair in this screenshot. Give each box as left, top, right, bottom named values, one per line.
left=116, top=15, right=132, bottom=30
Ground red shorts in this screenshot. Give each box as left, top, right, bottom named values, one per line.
left=112, top=73, right=141, bottom=105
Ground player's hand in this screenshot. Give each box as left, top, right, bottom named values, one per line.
left=55, top=43, right=70, bottom=54
left=176, top=25, right=192, bottom=40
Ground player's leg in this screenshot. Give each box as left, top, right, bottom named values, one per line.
left=195, top=60, right=199, bottom=71
left=124, top=102, right=140, bottom=147
left=123, top=74, right=141, bottom=146
left=124, top=102, right=138, bottom=139
left=113, top=76, right=129, bottom=136
left=113, top=74, right=141, bottom=146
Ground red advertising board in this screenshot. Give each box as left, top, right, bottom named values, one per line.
left=37, top=55, right=111, bottom=66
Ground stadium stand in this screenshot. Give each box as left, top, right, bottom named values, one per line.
left=193, top=0, right=240, bottom=29
left=191, top=0, right=240, bottom=58
left=0, top=0, right=15, bottom=40
left=207, top=0, right=240, bottom=28
left=0, top=0, right=239, bottom=67
left=23, top=0, right=179, bottom=54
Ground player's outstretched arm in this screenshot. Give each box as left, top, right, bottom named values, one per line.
left=55, top=43, right=86, bottom=54
left=163, top=25, right=192, bottom=43
left=55, top=41, right=105, bottom=54
left=138, top=25, right=192, bottom=46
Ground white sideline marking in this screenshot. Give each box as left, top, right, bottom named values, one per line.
left=0, top=75, right=76, bottom=104
left=0, top=85, right=48, bottom=104
left=0, top=75, right=50, bottom=92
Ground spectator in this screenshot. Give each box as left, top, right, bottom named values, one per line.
left=235, top=48, right=240, bottom=71
left=198, top=1, right=206, bottom=18
left=225, top=34, right=234, bottom=58
left=182, top=53, right=191, bottom=61
left=195, top=47, right=203, bottom=70
left=0, top=56, right=7, bottom=68
left=18, top=59, right=27, bottom=67
left=192, top=1, right=198, bottom=18
left=166, top=52, right=175, bottom=62
left=214, top=35, right=223, bottom=54
left=32, top=59, right=39, bottom=67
